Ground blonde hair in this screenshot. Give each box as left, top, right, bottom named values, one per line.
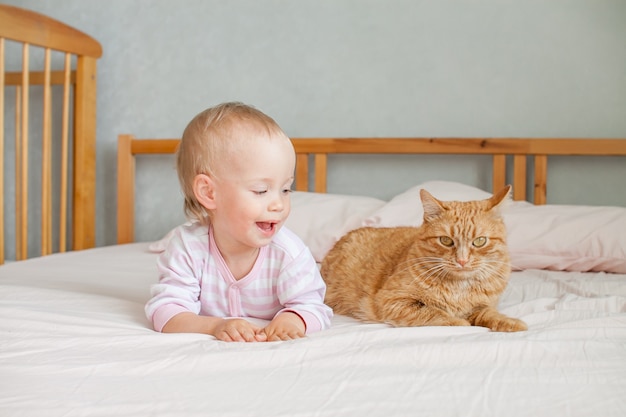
left=177, top=102, right=288, bottom=224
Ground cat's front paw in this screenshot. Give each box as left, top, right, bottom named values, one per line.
left=489, top=317, right=527, bottom=332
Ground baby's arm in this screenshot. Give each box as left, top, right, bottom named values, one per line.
left=163, top=312, right=267, bottom=342
left=261, top=312, right=306, bottom=341
left=272, top=247, right=333, bottom=335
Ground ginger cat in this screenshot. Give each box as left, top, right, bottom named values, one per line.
left=320, top=185, right=527, bottom=332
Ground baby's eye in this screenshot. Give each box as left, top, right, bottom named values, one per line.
left=253, top=190, right=267, bottom=195
left=439, top=236, right=454, bottom=247
left=282, top=188, right=293, bottom=195
left=473, top=236, right=487, bottom=247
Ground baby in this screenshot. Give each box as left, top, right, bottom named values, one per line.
left=145, top=102, right=333, bottom=342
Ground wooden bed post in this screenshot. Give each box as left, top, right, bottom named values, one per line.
left=72, top=55, right=98, bottom=250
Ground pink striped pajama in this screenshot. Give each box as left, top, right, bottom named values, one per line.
left=145, top=222, right=333, bottom=333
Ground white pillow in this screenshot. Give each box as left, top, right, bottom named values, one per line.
left=362, top=180, right=493, bottom=227
left=286, top=191, right=386, bottom=262
left=362, top=180, right=626, bottom=273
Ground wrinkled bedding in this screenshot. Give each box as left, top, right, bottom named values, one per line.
left=1, top=243, right=625, bottom=417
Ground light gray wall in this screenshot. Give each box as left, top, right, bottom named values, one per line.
left=8, top=0, right=626, bottom=245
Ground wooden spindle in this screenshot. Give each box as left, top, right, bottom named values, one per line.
left=59, top=53, right=71, bottom=252
left=42, top=48, right=52, bottom=256
left=492, top=154, right=506, bottom=194
left=17, top=43, right=29, bottom=260
left=295, top=153, right=308, bottom=192
left=513, top=155, right=527, bottom=201
left=0, top=37, right=4, bottom=264
left=314, top=154, right=327, bottom=193
left=534, top=155, right=548, bottom=205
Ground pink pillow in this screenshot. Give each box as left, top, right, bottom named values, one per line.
left=505, top=202, right=626, bottom=273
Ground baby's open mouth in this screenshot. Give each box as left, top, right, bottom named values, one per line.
left=256, top=222, right=276, bottom=232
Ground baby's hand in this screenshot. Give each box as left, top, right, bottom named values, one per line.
left=213, top=318, right=266, bottom=342
left=261, top=312, right=306, bottom=342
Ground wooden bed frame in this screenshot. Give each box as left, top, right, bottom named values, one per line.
left=116, top=134, right=626, bottom=244
left=0, top=5, right=101, bottom=263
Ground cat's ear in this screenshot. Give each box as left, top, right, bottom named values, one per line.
left=488, top=185, right=512, bottom=210
left=420, top=189, right=446, bottom=222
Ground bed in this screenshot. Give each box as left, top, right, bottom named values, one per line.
left=2, top=128, right=626, bottom=416
left=0, top=4, right=101, bottom=264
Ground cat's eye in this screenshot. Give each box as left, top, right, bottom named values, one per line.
left=473, top=237, right=487, bottom=248
left=439, top=236, right=454, bottom=247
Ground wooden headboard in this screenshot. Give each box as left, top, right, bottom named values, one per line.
left=0, top=5, right=102, bottom=263
left=116, top=134, right=626, bottom=244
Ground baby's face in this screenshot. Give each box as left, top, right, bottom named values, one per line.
left=209, top=132, right=296, bottom=255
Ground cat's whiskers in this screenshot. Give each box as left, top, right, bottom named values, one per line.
left=478, top=259, right=510, bottom=277
left=394, top=256, right=455, bottom=285
left=395, top=256, right=442, bottom=272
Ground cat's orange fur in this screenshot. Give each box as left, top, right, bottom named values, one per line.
left=320, top=185, right=527, bottom=332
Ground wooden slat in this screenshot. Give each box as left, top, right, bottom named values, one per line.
left=0, top=4, right=102, bottom=58
left=492, top=155, right=506, bottom=194
left=72, top=55, right=97, bottom=250
left=5, top=70, right=76, bottom=86
left=17, top=43, right=29, bottom=261
left=14, top=87, right=21, bottom=261
left=59, top=53, right=72, bottom=252
left=117, top=134, right=136, bottom=244
left=512, top=155, right=527, bottom=201
left=0, top=38, right=4, bottom=264
left=314, top=154, right=327, bottom=193
left=295, top=153, right=308, bottom=192
left=533, top=155, right=548, bottom=205
left=41, top=47, right=52, bottom=256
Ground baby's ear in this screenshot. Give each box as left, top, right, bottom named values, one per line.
left=193, top=174, right=217, bottom=210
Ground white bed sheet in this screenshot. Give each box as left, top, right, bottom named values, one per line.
left=1, top=243, right=625, bottom=417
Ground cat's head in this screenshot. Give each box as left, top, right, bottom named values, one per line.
left=417, top=185, right=511, bottom=274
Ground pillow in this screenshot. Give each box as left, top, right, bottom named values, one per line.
left=363, top=180, right=493, bottom=227
left=362, top=180, right=626, bottom=273
left=505, top=202, right=626, bottom=273
left=149, top=192, right=386, bottom=263
left=285, top=191, right=386, bottom=262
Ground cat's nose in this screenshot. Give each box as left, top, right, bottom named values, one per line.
left=457, top=259, right=468, bottom=267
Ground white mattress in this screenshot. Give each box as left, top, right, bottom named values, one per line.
left=1, top=243, right=625, bottom=417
